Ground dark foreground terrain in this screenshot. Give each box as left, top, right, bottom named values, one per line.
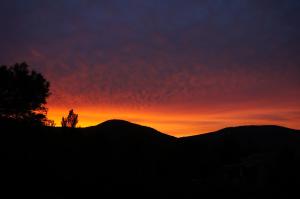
left=2, top=119, right=300, bottom=198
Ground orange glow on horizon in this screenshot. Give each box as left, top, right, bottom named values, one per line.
left=1, top=0, right=300, bottom=137
left=48, top=105, right=300, bottom=137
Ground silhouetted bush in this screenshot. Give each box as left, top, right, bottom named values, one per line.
left=61, top=109, right=78, bottom=128
left=0, top=62, right=50, bottom=124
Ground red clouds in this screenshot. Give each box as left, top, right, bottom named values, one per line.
left=0, top=0, right=300, bottom=135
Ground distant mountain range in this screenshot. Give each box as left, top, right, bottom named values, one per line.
left=2, top=119, right=300, bottom=198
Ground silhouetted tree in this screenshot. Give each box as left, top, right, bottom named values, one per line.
left=0, top=62, right=50, bottom=124
left=61, top=109, right=78, bottom=128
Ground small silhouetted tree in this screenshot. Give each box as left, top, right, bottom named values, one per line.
left=61, top=109, right=78, bottom=128
left=0, top=62, right=50, bottom=124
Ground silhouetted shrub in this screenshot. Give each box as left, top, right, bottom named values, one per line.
left=0, top=62, right=50, bottom=124
left=61, top=109, right=78, bottom=128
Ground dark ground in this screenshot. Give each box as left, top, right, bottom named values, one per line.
left=2, top=119, right=300, bottom=198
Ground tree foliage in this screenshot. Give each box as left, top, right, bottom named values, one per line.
left=44, top=119, right=56, bottom=127
left=61, top=109, right=78, bottom=128
left=0, top=62, right=50, bottom=124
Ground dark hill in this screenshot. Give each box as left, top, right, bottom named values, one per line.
left=79, top=119, right=176, bottom=190
left=90, top=119, right=175, bottom=142
left=2, top=120, right=300, bottom=198
left=175, top=125, right=300, bottom=198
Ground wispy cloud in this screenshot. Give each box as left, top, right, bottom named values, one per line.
left=0, top=0, right=299, bottom=135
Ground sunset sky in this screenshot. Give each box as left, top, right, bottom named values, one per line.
left=0, top=0, right=299, bottom=136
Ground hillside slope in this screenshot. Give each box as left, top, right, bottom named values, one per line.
left=2, top=120, right=300, bottom=198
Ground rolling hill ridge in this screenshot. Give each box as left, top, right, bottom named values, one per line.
left=2, top=119, right=300, bottom=198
